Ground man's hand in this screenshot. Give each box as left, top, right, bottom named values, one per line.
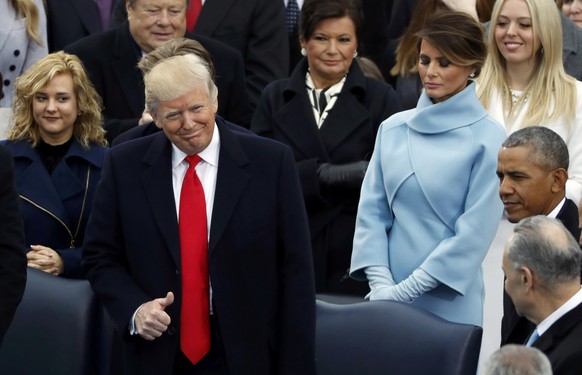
left=27, top=245, right=64, bottom=275
left=138, top=109, right=154, bottom=126
left=135, top=292, right=174, bottom=340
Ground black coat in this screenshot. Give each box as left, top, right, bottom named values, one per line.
left=0, top=145, right=26, bottom=346
left=193, top=0, right=289, bottom=109
left=534, top=301, right=582, bottom=375
left=501, top=198, right=582, bottom=346
left=251, top=58, right=402, bottom=295
left=45, top=0, right=121, bottom=52
left=82, top=118, right=316, bottom=374
left=65, top=22, right=251, bottom=144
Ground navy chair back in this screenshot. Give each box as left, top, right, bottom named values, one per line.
left=316, top=299, right=483, bottom=375
left=0, top=268, right=112, bottom=375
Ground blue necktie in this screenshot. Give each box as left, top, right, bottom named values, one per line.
left=525, top=329, right=539, bottom=347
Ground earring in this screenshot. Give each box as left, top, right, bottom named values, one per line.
left=540, top=47, right=544, bottom=54
left=301, top=47, right=307, bottom=56
left=469, top=72, right=476, bottom=79
left=353, top=50, right=358, bottom=58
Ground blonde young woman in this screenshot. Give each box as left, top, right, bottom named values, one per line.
left=478, top=0, right=582, bottom=205
left=1, top=52, right=107, bottom=279
left=0, top=0, right=48, bottom=108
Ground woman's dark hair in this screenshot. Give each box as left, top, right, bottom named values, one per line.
left=299, top=0, right=363, bottom=45
left=416, top=11, right=487, bottom=77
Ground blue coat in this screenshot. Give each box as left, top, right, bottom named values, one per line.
left=350, top=82, right=505, bottom=326
left=1, top=139, right=107, bottom=279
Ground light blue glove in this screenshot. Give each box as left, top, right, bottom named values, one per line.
left=365, top=267, right=439, bottom=303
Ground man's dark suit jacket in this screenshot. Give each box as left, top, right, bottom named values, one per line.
left=360, top=0, right=393, bottom=67
left=65, top=22, right=251, bottom=144
left=45, top=0, right=120, bottom=52
left=0, top=145, right=26, bottom=346
left=82, top=118, right=316, bottom=374
left=192, top=0, right=288, bottom=109
left=109, top=0, right=288, bottom=110
left=501, top=198, right=581, bottom=346
left=533, top=301, right=582, bottom=375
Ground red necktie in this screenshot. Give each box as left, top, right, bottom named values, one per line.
left=179, top=155, right=210, bottom=364
left=186, top=0, right=202, bottom=32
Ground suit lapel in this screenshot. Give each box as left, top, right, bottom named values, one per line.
left=319, top=91, right=369, bottom=154
left=535, top=302, right=582, bottom=352
left=194, top=0, right=238, bottom=35
left=10, top=142, right=70, bottom=225
left=140, top=134, right=181, bottom=266
left=112, top=23, right=144, bottom=114
left=0, top=2, right=16, bottom=51
left=275, top=95, right=330, bottom=161
left=208, top=120, right=249, bottom=253
left=556, top=199, right=581, bottom=240
left=16, top=156, right=71, bottom=226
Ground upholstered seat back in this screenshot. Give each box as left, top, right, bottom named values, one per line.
left=316, top=300, right=482, bottom=375
left=0, top=268, right=111, bottom=375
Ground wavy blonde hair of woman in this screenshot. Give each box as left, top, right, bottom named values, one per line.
left=8, top=52, right=107, bottom=148
left=10, top=0, right=44, bottom=46
left=477, top=0, right=576, bottom=129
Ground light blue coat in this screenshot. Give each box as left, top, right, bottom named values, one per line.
left=0, top=0, right=48, bottom=108
left=350, top=82, right=505, bottom=326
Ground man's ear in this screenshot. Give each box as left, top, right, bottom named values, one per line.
left=521, top=266, right=535, bottom=293
left=551, top=168, right=568, bottom=193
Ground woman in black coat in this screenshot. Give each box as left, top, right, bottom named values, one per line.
left=252, top=0, right=402, bottom=296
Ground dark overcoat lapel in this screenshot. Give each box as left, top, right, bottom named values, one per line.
left=273, top=60, right=372, bottom=162
left=112, top=23, right=144, bottom=114
left=195, top=0, right=238, bottom=36
left=209, top=120, right=249, bottom=252
left=140, top=134, right=181, bottom=267
left=67, top=0, right=102, bottom=35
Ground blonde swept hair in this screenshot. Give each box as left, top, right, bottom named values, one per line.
left=8, top=52, right=107, bottom=148
left=10, top=0, right=44, bottom=46
left=477, top=0, right=577, bottom=129
left=144, top=54, right=218, bottom=115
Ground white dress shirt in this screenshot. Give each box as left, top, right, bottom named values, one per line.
left=284, top=0, right=303, bottom=8
left=130, top=123, right=220, bottom=333
left=536, top=286, right=582, bottom=338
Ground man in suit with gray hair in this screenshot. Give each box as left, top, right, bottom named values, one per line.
left=502, top=216, right=582, bottom=375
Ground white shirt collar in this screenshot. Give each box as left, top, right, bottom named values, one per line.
left=284, top=0, right=303, bottom=8
left=547, top=197, right=566, bottom=219
left=171, top=122, right=220, bottom=168
left=537, top=286, right=582, bottom=336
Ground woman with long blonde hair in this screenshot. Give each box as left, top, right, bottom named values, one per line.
left=477, top=0, right=582, bottom=204
left=1, top=52, right=107, bottom=279
left=0, top=0, right=48, bottom=108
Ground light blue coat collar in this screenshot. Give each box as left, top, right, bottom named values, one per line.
left=409, top=82, right=488, bottom=134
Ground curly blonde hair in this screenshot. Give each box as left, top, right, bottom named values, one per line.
left=8, top=52, right=107, bottom=148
